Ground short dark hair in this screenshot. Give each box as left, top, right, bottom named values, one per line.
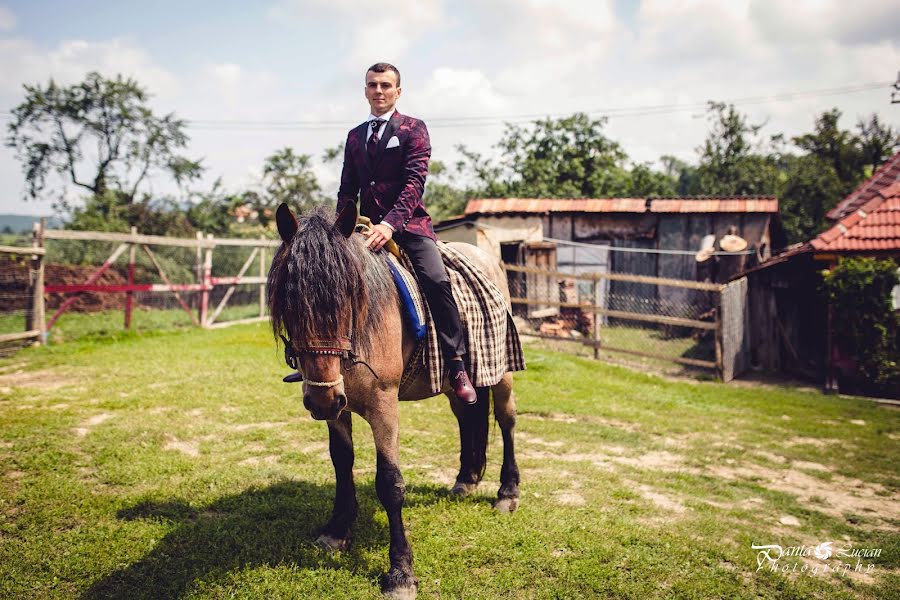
left=366, top=63, right=401, bottom=86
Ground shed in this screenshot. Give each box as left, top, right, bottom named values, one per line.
left=741, top=152, right=900, bottom=394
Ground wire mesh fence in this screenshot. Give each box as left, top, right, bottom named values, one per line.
left=0, top=246, right=38, bottom=356
left=504, top=261, right=722, bottom=375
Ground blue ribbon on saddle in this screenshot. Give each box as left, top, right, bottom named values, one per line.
left=386, top=259, right=427, bottom=342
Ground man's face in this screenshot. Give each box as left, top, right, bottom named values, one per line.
left=365, top=70, right=401, bottom=116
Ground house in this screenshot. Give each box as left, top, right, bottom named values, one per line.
left=741, top=152, right=900, bottom=392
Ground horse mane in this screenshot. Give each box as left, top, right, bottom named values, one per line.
left=267, top=207, right=395, bottom=358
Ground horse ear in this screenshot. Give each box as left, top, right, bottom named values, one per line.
left=334, top=202, right=358, bottom=239
left=276, top=203, right=298, bottom=243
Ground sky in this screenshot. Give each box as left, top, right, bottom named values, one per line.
left=0, top=0, right=898, bottom=216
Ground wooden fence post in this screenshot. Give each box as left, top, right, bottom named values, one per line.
left=195, top=231, right=203, bottom=316
left=592, top=275, right=601, bottom=360
left=714, top=289, right=724, bottom=380
left=31, top=220, right=46, bottom=345
left=258, top=236, right=266, bottom=318
left=199, top=233, right=214, bottom=327
left=125, top=226, right=136, bottom=329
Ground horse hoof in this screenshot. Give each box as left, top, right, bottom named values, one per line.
left=450, top=482, right=478, bottom=497
left=381, top=569, right=418, bottom=599
left=315, top=533, right=351, bottom=552
left=493, top=497, right=519, bottom=513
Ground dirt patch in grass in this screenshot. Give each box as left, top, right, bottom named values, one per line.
left=554, top=490, right=586, bottom=506
left=786, top=437, right=829, bottom=448
left=522, top=448, right=684, bottom=473
left=0, top=369, right=74, bottom=391
left=708, top=462, right=898, bottom=526
left=73, top=413, right=112, bottom=437
left=163, top=435, right=200, bottom=457
left=231, top=421, right=289, bottom=432
left=518, top=432, right=565, bottom=448
left=633, top=482, right=688, bottom=514
left=519, top=411, right=641, bottom=432
left=239, top=455, right=278, bottom=466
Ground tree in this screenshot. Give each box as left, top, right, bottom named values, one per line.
left=423, top=159, right=468, bottom=221
left=258, top=147, right=324, bottom=222
left=777, top=109, right=899, bottom=244
left=5, top=72, right=202, bottom=210
left=856, top=113, right=900, bottom=170
left=457, top=113, right=674, bottom=198
left=692, top=102, right=781, bottom=196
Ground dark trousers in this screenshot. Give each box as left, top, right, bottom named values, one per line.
left=396, top=233, right=466, bottom=361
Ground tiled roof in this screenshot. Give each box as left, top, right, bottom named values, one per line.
left=810, top=182, right=900, bottom=252
left=826, top=152, right=900, bottom=221
left=464, top=196, right=778, bottom=215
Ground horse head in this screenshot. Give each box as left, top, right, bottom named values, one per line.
left=268, top=202, right=366, bottom=420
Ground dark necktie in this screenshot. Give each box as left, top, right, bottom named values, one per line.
left=367, top=118, right=385, bottom=160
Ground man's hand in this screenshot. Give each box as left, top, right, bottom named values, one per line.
left=364, top=223, right=393, bottom=251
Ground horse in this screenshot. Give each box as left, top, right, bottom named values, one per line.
left=266, top=202, right=521, bottom=599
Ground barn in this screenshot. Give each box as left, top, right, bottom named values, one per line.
left=435, top=196, right=784, bottom=281
left=435, top=196, right=785, bottom=325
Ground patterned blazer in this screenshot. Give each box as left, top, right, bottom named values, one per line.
left=337, top=110, right=435, bottom=240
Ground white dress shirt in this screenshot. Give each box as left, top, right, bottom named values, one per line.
left=366, top=108, right=395, bottom=142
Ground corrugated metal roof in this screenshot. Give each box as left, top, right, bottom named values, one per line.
left=810, top=182, right=900, bottom=251
left=826, top=151, right=900, bottom=221
left=464, top=196, right=778, bottom=215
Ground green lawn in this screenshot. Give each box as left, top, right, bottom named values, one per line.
left=0, top=324, right=897, bottom=599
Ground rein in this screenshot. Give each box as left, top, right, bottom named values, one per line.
left=280, top=334, right=379, bottom=387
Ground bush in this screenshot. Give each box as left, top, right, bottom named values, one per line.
left=821, top=256, right=900, bottom=395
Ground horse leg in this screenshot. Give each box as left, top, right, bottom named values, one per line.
left=367, top=404, right=418, bottom=599
left=492, top=373, right=520, bottom=513
left=447, top=386, right=490, bottom=497
left=316, top=411, right=357, bottom=551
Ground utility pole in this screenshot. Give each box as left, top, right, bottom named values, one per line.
left=892, top=71, right=900, bottom=104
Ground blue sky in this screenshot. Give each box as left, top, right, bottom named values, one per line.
left=1, top=0, right=898, bottom=216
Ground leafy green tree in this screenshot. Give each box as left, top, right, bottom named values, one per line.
left=5, top=72, right=203, bottom=211
left=423, top=159, right=468, bottom=221
left=822, top=257, right=900, bottom=394
left=660, top=155, right=698, bottom=196
left=778, top=110, right=899, bottom=243
left=258, top=147, right=324, bottom=222
left=457, top=113, right=674, bottom=198
left=691, top=102, right=782, bottom=196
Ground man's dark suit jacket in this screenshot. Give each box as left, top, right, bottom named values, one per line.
left=337, top=110, right=436, bottom=240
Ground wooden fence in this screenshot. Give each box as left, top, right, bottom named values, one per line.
left=3, top=222, right=282, bottom=344
left=502, top=263, right=750, bottom=380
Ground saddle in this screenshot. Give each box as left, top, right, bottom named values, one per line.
left=284, top=218, right=526, bottom=391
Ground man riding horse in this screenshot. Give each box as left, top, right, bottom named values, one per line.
left=337, top=62, right=477, bottom=405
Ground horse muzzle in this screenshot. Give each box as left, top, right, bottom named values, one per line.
left=304, top=392, right=348, bottom=421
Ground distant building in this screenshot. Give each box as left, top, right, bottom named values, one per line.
left=741, top=152, right=900, bottom=393
left=436, top=196, right=785, bottom=284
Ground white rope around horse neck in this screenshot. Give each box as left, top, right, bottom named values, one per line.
left=304, top=375, right=344, bottom=388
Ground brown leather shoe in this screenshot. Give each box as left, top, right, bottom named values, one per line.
left=450, top=363, right=477, bottom=404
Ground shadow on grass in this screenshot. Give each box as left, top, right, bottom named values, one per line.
left=83, top=479, right=455, bottom=599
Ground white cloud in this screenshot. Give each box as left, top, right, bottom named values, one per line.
left=750, top=0, right=900, bottom=46
left=0, top=36, right=177, bottom=98
left=1, top=1, right=898, bottom=216
left=0, top=6, right=15, bottom=33
left=267, top=0, right=445, bottom=66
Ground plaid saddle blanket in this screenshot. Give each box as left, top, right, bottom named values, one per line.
left=387, top=242, right=526, bottom=396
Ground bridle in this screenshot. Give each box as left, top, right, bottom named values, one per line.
left=280, top=333, right=379, bottom=388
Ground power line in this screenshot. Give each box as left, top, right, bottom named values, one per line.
left=0, top=81, right=892, bottom=131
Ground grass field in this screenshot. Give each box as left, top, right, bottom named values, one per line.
left=0, top=323, right=898, bottom=598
